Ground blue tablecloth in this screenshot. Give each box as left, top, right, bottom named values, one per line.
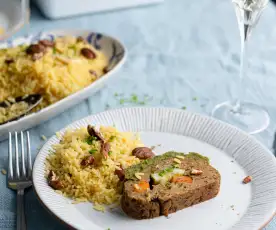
left=1, top=0, right=276, bottom=229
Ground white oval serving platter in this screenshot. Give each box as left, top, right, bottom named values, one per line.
left=0, top=29, right=126, bottom=141
left=33, top=107, right=276, bottom=230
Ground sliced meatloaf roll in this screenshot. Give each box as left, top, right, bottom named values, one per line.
left=121, top=151, right=221, bottom=219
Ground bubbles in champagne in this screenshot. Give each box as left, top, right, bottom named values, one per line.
left=232, top=0, right=268, bottom=11
left=232, top=0, right=268, bottom=40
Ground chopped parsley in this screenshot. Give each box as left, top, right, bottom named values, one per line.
left=68, top=45, right=77, bottom=54
left=108, top=151, right=112, bottom=156
left=192, top=97, right=198, bottom=101
left=89, top=149, right=97, bottom=154
left=181, top=106, right=187, bottom=110
left=119, top=99, right=125, bottom=105
left=114, top=92, right=124, bottom=97
left=85, top=136, right=97, bottom=145
left=116, top=94, right=152, bottom=106
left=109, top=136, right=116, bottom=142
left=130, top=94, right=138, bottom=103
left=53, top=47, right=57, bottom=54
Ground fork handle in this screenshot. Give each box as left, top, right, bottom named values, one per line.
left=17, top=189, right=26, bottom=230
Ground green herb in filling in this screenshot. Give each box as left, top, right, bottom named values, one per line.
left=125, top=152, right=209, bottom=180
left=158, top=166, right=175, bottom=176
left=152, top=167, right=185, bottom=185
left=158, top=171, right=165, bottom=177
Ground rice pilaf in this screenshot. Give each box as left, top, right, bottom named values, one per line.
left=0, top=36, right=108, bottom=112
left=46, top=126, right=142, bottom=205
left=0, top=101, right=28, bottom=124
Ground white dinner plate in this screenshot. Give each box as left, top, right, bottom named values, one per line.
left=33, top=107, right=276, bottom=230
left=0, top=29, right=126, bottom=141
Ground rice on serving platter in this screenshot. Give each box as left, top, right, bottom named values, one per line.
left=0, top=101, right=28, bottom=124
left=46, top=126, right=143, bottom=206
left=0, top=36, right=108, bottom=111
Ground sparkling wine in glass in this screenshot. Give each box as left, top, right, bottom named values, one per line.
left=0, top=0, right=29, bottom=41
left=212, top=0, right=269, bottom=134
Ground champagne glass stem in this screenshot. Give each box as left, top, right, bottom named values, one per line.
left=233, top=15, right=250, bottom=113
left=211, top=1, right=270, bottom=134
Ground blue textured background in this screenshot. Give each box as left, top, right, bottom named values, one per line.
left=0, top=0, right=276, bottom=229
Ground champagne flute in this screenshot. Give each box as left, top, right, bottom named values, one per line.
left=212, top=0, right=269, bottom=134
left=0, top=0, right=29, bottom=41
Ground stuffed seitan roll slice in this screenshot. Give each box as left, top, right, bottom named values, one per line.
left=121, top=152, right=221, bottom=219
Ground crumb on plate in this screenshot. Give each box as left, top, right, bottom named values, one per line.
left=93, top=203, right=105, bottom=212
left=1, top=169, right=7, bottom=175
left=242, top=176, right=252, bottom=184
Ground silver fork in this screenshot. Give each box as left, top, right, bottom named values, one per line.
left=8, top=131, right=32, bottom=230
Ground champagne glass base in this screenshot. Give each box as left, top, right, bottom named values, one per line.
left=212, top=101, right=270, bottom=134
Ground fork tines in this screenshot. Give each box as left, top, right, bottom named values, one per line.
left=9, top=131, right=32, bottom=180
